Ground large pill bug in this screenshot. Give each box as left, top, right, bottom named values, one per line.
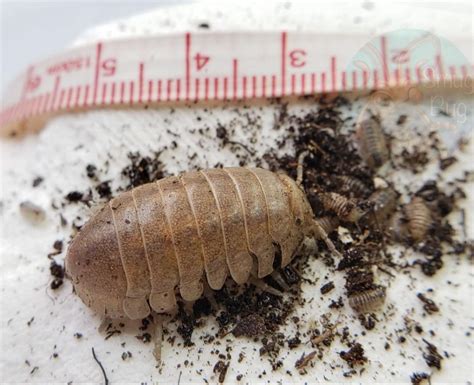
left=404, top=196, right=432, bottom=241
left=66, top=167, right=339, bottom=320
left=356, top=117, right=389, bottom=169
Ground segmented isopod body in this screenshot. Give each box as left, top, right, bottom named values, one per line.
left=332, top=175, right=372, bottom=199
left=66, top=167, right=317, bottom=319
left=319, top=192, right=364, bottom=222
left=356, top=117, right=389, bottom=169
left=348, top=287, right=387, bottom=313
left=405, top=196, right=432, bottom=241
left=315, top=216, right=339, bottom=235
left=365, top=187, right=399, bottom=225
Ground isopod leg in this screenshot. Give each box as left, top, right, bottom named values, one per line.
left=270, top=271, right=291, bottom=291
left=248, top=275, right=284, bottom=297
left=153, top=315, right=163, bottom=365
left=296, top=151, right=309, bottom=188
left=311, top=219, right=342, bottom=258
left=98, top=317, right=111, bottom=334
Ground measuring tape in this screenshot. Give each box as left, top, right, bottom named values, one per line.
left=1, top=30, right=472, bottom=136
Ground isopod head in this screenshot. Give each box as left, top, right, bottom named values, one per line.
left=66, top=204, right=128, bottom=319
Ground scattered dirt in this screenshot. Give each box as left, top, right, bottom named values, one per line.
left=45, top=95, right=471, bottom=382
left=49, top=260, right=64, bottom=290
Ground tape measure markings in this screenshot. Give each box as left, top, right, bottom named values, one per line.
left=0, top=31, right=472, bottom=131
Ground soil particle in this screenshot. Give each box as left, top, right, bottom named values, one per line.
left=193, top=297, right=213, bottom=319
left=339, top=343, right=367, bottom=367
left=439, top=156, right=457, bottom=170
left=32, top=176, right=44, bottom=187
left=86, top=164, right=98, bottom=179
left=65, top=191, right=84, bottom=203
left=320, top=281, right=335, bottom=294
left=213, top=360, right=229, bottom=383
left=410, top=372, right=430, bottom=385
left=96, top=181, right=112, bottom=199
left=176, top=302, right=196, bottom=347
left=295, top=351, right=317, bottom=370
left=422, top=339, right=443, bottom=370
left=232, top=314, right=266, bottom=338
left=136, top=333, right=151, bottom=343
left=417, top=293, right=439, bottom=314
left=287, top=336, right=301, bottom=349
left=121, top=152, right=165, bottom=189
left=49, top=260, right=64, bottom=290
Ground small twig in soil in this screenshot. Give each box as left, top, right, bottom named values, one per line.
left=226, top=140, right=256, bottom=156
left=92, top=347, right=109, bottom=385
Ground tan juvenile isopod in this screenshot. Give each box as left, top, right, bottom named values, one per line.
left=66, top=167, right=340, bottom=320
left=348, top=286, right=387, bottom=313
left=318, top=192, right=365, bottom=222
left=365, top=187, right=399, bottom=225
left=404, top=196, right=432, bottom=241
left=356, top=117, right=389, bottom=169
left=332, top=175, right=372, bottom=199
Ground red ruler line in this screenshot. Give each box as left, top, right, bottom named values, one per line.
left=101, top=83, right=107, bottom=105
left=271, top=75, right=276, bottom=98
left=341, top=71, right=347, bottom=91
left=66, top=87, right=73, bottom=109
left=311, top=73, right=316, bottom=94
left=111, top=82, right=116, bottom=104
left=223, top=77, right=228, bottom=100
left=290, top=74, right=296, bottom=95
left=138, top=63, right=144, bottom=103
left=129, top=80, right=135, bottom=105
left=148, top=80, right=153, bottom=103
left=49, top=76, right=61, bottom=112
left=166, top=79, right=172, bottom=102
left=185, top=33, right=191, bottom=101
left=194, top=78, right=200, bottom=102
left=331, top=56, right=337, bottom=92
left=242, top=76, right=247, bottom=99
left=232, top=59, right=238, bottom=101
left=58, top=88, right=66, bottom=110
left=157, top=80, right=162, bottom=102
left=281, top=32, right=287, bottom=96
left=176, top=79, right=181, bottom=102
left=93, top=43, right=102, bottom=105
left=204, top=77, right=209, bottom=101
left=83, top=85, right=90, bottom=107
left=380, top=36, right=389, bottom=86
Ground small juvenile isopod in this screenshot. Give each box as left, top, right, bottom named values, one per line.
left=365, top=187, right=399, bottom=225
left=356, top=117, right=389, bottom=169
left=404, top=196, right=432, bottom=241
left=318, top=192, right=365, bottom=222
left=332, top=175, right=372, bottom=199
left=348, top=286, right=387, bottom=313
left=314, top=216, right=339, bottom=235
left=66, top=167, right=341, bottom=320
